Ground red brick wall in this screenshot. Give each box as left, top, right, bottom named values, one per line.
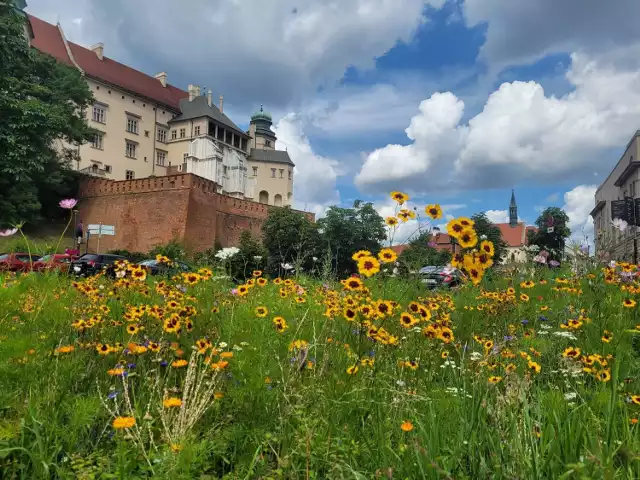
left=77, top=173, right=315, bottom=254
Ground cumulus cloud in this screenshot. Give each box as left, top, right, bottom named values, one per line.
left=27, top=0, right=445, bottom=109
left=563, top=184, right=597, bottom=242
left=273, top=115, right=339, bottom=217
left=485, top=210, right=508, bottom=224
left=356, top=49, right=640, bottom=194
left=462, top=0, right=640, bottom=69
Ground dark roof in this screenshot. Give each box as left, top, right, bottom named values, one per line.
left=614, top=161, right=640, bottom=187
left=171, top=96, right=248, bottom=138
left=28, top=15, right=188, bottom=111
left=248, top=148, right=294, bottom=166
left=590, top=200, right=606, bottom=218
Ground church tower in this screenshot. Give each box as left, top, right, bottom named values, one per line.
left=248, top=105, right=277, bottom=150
left=509, top=189, right=518, bottom=227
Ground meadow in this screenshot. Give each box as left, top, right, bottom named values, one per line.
left=0, top=204, right=640, bottom=479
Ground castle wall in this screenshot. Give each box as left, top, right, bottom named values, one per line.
left=77, top=173, right=313, bottom=254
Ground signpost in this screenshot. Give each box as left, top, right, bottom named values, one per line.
left=87, top=223, right=115, bottom=254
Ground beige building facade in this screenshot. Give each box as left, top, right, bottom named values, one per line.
left=592, top=131, right=640, bottom=260
left=28, top=14, right=295, bottom=207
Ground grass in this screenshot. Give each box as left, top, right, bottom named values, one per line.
left=0, top=262, right=639, bottom=479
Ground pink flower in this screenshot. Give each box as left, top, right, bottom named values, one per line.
left=0, top=228, right=18, bottom=237
left=59, top=199, right=78, bottom=209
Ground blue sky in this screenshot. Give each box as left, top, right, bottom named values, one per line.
left=26, top=0, right=640, bottom=243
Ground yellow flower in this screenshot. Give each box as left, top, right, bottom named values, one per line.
left=390, top=191, right=409, bottom=205
left=252, top=270, right=263, bottom=277
left=163, top=397, right=182, bottom=408
left=457, top=228, right=478, bottom=249
left=597, top=369, right=611, bottom=382
left=55, top=345, right=75, bottom=354
left=520, top=280, right=535, bottom=289
left=171, top=359, right=188, bottom=368
left=562, top=347, right=581, bottom=359
left=528, top=360, right=541, bottom=374
left=488, top=376, right=503, bottom=384
left=112, top=416, right=136, bottom=429
left=385, top=216, right=399, bottom=227
left=255, top=306, right=268, bottom=317
left=425, top=204, right=443, bottom=220
left=479, top=240, right=495, bottom=257
left=378, top=248, right=398, bottom=263
left=400, top=421, right=414, bottom=432
left=601, top=331, right=613, bottom=343
left=357, top=256, right=381, bottom=278
left=352, top=250, right=372, bottom=260
left=346, top=365, right=359, bottom=375
left=623, top=299, right=637, bottom=308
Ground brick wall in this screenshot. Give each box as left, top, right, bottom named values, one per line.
left=77, top=173, right=314, bottom=254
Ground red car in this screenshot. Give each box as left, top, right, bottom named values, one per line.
left=31, top=254, right=77, bottom=273
left=0, top=253, right=42, bottom=272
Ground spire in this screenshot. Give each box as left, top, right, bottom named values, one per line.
left=509, top=189, right=518, bottom=227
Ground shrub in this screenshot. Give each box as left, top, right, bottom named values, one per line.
left=148, top=240, right=187, bottom=262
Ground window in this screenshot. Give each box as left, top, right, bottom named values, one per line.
left=156, top=150, right=166, bottom=166
left=180, top=128, right=186, bottom=138
left=126, top=117, right=139, bottom=134
left=241, top=138, right=247, bottom=151
left=125, top=170, right=135, bottom=180
left=279, top=169, right=284, bottom=178
left=92, top=105, right=106, bottom=123
left=271, top=168, right=276, bottom=178
left=91, top=133, right=103, bottom=150
left=223, top=166, right=228, bottom=175
left=265, top=139, right=272, bottom=148
left=105, top=165, right=112, bottom=173
left=171, top=130, right=177, bottom=140
left=288, top=170, right=292, bottom=180
left=183, top=153, right=189, bottom=162
left=157, top=128, right=168, bottom=143
left=194, top=126, right=200, bottom=136
left=631, top=181, right=636, bottom=198
left=125, top=141, right=137, bottom=158
left=252, top=166, right=258, bottom=176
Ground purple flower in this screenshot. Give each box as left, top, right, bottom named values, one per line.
left=107, top=391, right=119, bottom=399
left=521, top=319, right=529, bottom=325
left=0, top=228, right=18, bottom=237
left=59, top=198, right=78, bottom=209
left=160, top=360, right=168, bottom=367
left=549, top=260, right=560, bottom=267
left=428, top=241, right=437, bottom=248
left=539, top=315, right=548, bottom=322
left=504, top=335, right=515, bottom=342
left=127, top=363, right=136, bottom=369
left=231, top=288, right=238, bottom=295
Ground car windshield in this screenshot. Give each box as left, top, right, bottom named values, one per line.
left=78, top=254, right=99, bottom=261
left=139, top=260, right=158, bottom=266
left=39, top=255, right=52, bottom=261
left=419, top=266, right=441, bottom=274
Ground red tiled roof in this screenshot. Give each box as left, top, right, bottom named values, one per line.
left=390, top=245, right=409, bottom=255
left=495, top=223, right=537, bottom=248
left=28, top=15, right=188, bottom=111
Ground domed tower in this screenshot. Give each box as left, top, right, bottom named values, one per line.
left=249, top=105, right=277, bottom=150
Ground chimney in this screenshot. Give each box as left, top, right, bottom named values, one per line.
left=207, top=89, right=212, bottom=107
left=219, top=95, right=224, bottom=113
left=154, top=72, right=167, bottom=87
left=194, top=85, right=201, bottom=97
left=90, top=42, right=104, bottom=60
left=188, top=84, right=196, bottom=102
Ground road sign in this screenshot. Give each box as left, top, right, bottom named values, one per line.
left=87, top=224, right=115, bottom=236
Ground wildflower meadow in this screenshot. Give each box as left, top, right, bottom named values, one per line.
left=1, top=193, right=639, bottom=479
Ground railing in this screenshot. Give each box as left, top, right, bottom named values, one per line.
left=79, top=166, right=107, bottom=177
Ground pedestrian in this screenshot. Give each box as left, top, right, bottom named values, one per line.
left=75, top=220, right=84, bottom=247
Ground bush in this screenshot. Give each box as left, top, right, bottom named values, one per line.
left=228, top=231, right=266, bottom=281
left=107, top=249, right=146, bottom=263
left=148, top=240, right=187, bottom=262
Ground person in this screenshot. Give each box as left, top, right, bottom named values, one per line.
left=75, top=220, right=84, bottom=247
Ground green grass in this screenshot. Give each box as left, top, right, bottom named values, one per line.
left=0, top=265, right=639, bottom=479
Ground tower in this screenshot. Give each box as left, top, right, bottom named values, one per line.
left=509, top=189, right=518, bottom=227
left=248, top=105, right=276, bottom=150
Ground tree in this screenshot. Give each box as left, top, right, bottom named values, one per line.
left=0, top=5, right=94, bottom=228
left=472, top=212, right=508, bottom=264
left=262, top=207, right=321, bottom=276
left=318, top=201, right=386, bottom=276
left=228, top=231, right=267, bottom=281
left=397, top=232, right=451, bottom=275
left=527, top=207, right=571, bottom=260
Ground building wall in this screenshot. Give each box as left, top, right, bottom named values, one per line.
left=248, top=123, right=275, bottom=150
left=594, top=132, right=640, bottom=257
left=501, top=247, right=528, bottom=263
left=81, top=78, right=178, bottom=180
left=248, top=161, right=293, bottom=206
left=77, top=173, right=313, bottom=253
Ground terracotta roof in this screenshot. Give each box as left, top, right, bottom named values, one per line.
left=28, top=15, right=188, bottom=111
left=495, top=222, right=537, bottom=248
left=390, top=245, right=409, bottom=255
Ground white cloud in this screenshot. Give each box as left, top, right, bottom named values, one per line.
left=27, top=0, right=446, bottom=109
left=356, top=49, right=640, bottom=194
left=485, top=210, right=508, bottom=224
left=273, top=114, right=339, bottom=218
left=462, top=0, right=640, bottom=70
left=563, top=184, right=597, bottom=242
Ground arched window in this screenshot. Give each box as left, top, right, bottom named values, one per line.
left=274, top=194, right=282, bottom=206
left=259, top=190, right=269, bottom=204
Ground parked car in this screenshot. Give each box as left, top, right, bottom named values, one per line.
left=70, top=253, right=127, bottom=277
left=137, top=259, right=191, bottom=276
left=419, top=266, right=466, bottom=288
left=31, top=254, right=78, bottom=273
left=0, top=253, right=42, bottom=272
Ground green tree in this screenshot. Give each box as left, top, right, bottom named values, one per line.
left=262, top=207, right=320, bottom=276
left=471, top=212, right=508, bottom=264
left=228, top=231, right=267, bottom=281
left=318, top=201, right=386, bottom=276
left=397, top=232, right=451, bottom=275
left=0, top=4, right=93, bottom=227
left=527, top=207, right=571, bottom=260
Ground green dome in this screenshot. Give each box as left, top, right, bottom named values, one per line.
left=251, top=105, right=272, bottom=123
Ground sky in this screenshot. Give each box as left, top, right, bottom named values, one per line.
left=25, top=0, right=640, bottom=246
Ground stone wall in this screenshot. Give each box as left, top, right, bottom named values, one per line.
left=77, top=173, right=313, bottom=254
